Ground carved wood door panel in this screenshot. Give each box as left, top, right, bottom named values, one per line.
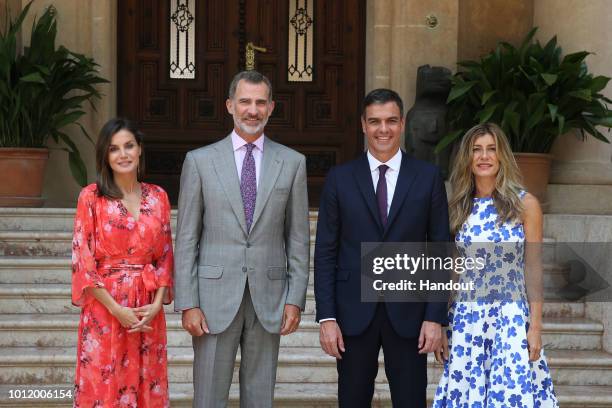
left=118, top=0, right=365, bottom=205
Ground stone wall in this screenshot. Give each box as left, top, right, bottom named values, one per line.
left=457, top=0, right=533, bottom=62
left=365, top=0, right=458, bottom=122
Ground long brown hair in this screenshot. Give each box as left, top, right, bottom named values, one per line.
left=449, top=123, right=524, bottom=235
left=95, top=118, right=144, bottom=199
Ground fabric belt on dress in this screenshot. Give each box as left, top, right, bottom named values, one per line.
left=97, top=256, right=159, bottom=292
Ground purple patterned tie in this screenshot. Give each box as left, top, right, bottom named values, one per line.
left=377, top=165, right=388, bottom=226
left=241, top=143, right=257, bottom=231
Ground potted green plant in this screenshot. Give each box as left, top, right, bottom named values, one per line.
left=0, top=1, right=107, bottom=206
left=435, top=27, right=612, bottom=204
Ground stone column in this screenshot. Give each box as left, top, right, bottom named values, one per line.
left=535, top=0, right=612, bottom=214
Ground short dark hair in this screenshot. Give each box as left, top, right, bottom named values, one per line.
left=95, top=117, right=144, bottom=199
left=362, top=88, right=404, bottom=117
left=228, top=70, right=273, bottom=101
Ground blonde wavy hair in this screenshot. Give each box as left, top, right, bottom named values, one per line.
left=449, top=123, right=525, bottom=235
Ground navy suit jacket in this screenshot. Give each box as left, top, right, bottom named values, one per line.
left=314, top=151, right=450, bottom=338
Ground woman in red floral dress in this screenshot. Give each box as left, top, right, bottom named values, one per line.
left=72, top=118, right=173, bottom=408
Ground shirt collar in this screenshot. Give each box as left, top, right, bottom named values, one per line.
left=367, top=148, right=402, bottom=173
left=231, top=130, right=265, bottom=152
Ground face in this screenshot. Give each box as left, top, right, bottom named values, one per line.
left=361, top=102, right=404, bottom=162
left=226, top=80, right=275, bottom=139
left=471, top=133, right=500, bottom=178
left=107, top=129, right=141, bottom=176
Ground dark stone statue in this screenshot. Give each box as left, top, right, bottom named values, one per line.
left=405, top=65, right=452, bottom=178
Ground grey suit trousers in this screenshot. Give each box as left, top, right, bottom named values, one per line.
left=192, top=284, right=281, bottom=408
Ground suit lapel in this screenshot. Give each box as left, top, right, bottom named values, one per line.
left=212, top=135, right=248, bottom=236
left=250, top=137, right=282, bottom=232
left=353, top=153, right=383, bottom=231
left=384, top=152, right=417, bottom=235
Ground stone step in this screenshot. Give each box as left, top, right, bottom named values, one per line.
left=547, top=184, right=612, bottom=215
left=0, top=209, right=76, bottom=232
left=1, top=346, right=612, bottom=387
left=0, top=284, right=313, bottom=314
left=0, top=283, right=585, bottom=318
left=0, top=231, right=317, bottom=259
left=0, top=258, right=69, bottom=284
left=0, top=232, right=73, bottom=257
left=0, top=257, right=317, bottom=286
left=2, top=230, right=561, bottom=258
left=0, top=313, right=601, bottom=351
left=1, top=383, right=610, bottom=408
left=0, top=314, right=319, bottom=349
left=0, top=284, right=78, bottom=314
left=0, top=208, right=319, bottom=233
left=0, top=256, right=572, bottom=299
left=0, top=231, right=565, bottom=265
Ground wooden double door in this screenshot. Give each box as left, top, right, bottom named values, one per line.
left=118, top=0, right=366, bottom=205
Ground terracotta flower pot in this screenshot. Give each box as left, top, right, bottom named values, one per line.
left=0, top=148, right=49, bottom=207
left=514, top=152, right=552, bottom=211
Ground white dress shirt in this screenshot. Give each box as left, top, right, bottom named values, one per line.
left=231, top=130, right=264, bottom=187
left=319, top=148, right=403, bottom=323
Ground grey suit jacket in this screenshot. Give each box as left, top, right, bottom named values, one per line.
left=173, top=134, right=310, bottom=334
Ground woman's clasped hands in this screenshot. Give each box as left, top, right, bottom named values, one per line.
left=111, top=302, right=163, bottom=333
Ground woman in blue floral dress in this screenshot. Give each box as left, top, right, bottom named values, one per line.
left=432, top=123, right=558, bottom=407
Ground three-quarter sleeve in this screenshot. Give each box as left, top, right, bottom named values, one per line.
left=153, top=190, right=174, bottom=304
left=71, top=186, right=103, bottom=306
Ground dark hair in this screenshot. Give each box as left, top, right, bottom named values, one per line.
left=362, top=88, right=404, bottom=117
left=95, top=118, right=144, bottom=199
left=228, top=70, right=273, bottom=101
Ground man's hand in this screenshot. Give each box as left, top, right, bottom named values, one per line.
left=418, top=320, right=442, bottom=354
left=182, top=307, right=209, bottom=336
left=319, top=320, right=345, bottom=359
left=280, top=304, right=301, bottom=335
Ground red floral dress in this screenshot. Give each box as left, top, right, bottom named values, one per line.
left=71, top=183, right=173, bottom=408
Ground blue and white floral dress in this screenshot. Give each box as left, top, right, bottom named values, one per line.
left=433, top=192, right=558, bottom=408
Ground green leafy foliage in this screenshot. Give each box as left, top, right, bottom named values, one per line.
left=435, top=27, right=612, bottom=154
left=0, top=1, right=108, bottom=186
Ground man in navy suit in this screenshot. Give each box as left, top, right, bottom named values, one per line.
left=314, top=88, right=450, bottom=407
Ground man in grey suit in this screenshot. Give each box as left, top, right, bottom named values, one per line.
left=174, top=70, right=310, bottom=407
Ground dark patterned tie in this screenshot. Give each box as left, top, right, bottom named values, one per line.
left=377, top=165, right=389, bottom=226
left=241, top=143, right=257, bottom=231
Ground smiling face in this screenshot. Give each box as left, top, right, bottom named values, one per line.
left=226, top=79, right=275, bottom=141
left=107, top=129, right=141, bottom=177
left=471, top=133, right=500, bottom=178
left=361, top=101, right=405, bottom=163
